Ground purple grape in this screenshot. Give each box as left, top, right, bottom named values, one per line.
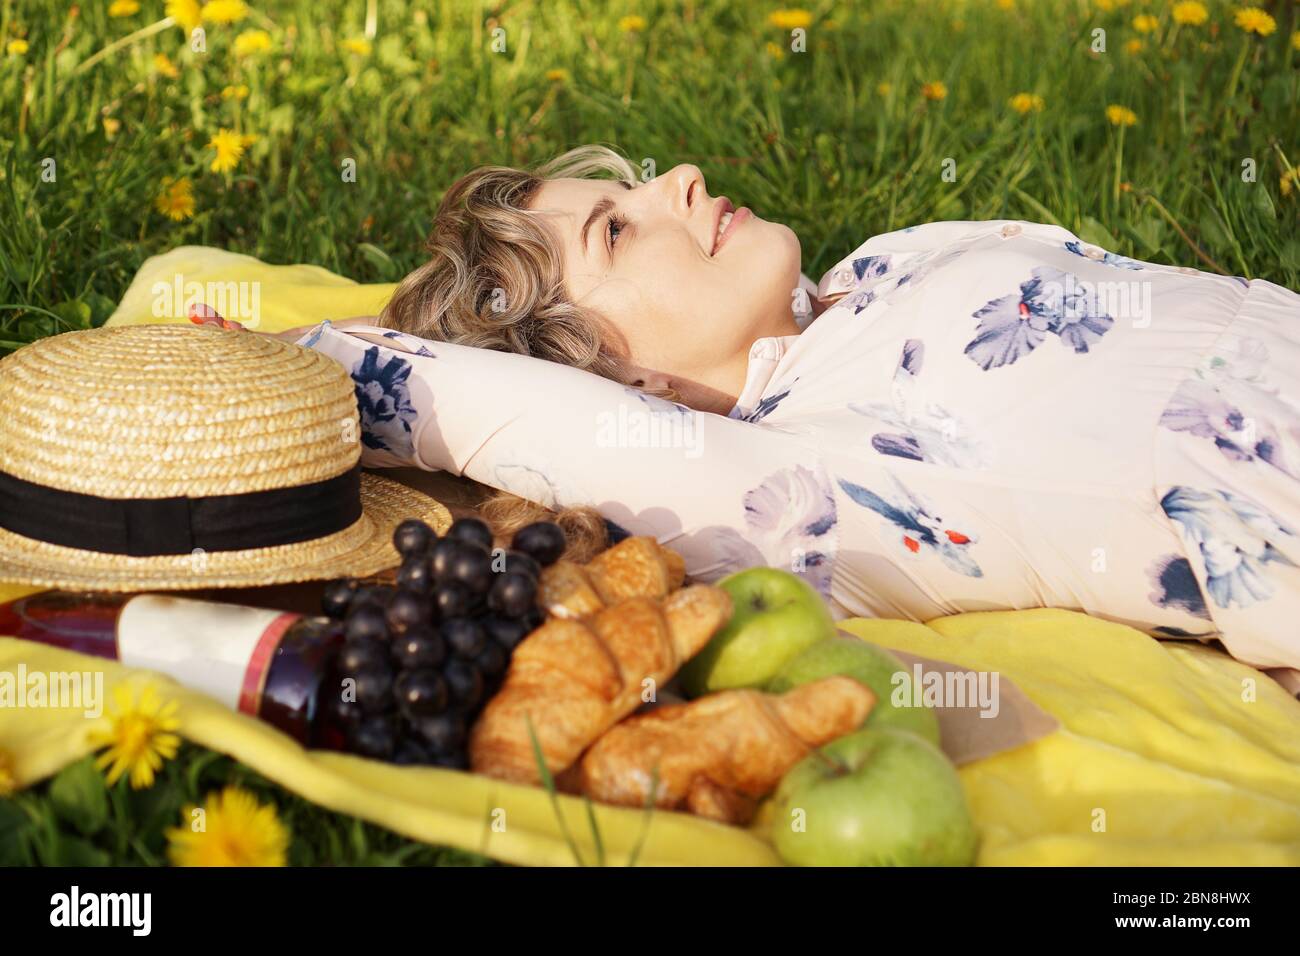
left=353, top=665, right=395, bottom=714
left=338, top=639, right=389, bottom=675
left=350, top=714, right=397, bottom=759
left=321, top=578, right=359, bottom=618
left=392, top=519, right=435, bottom=557
left=344, top=604, right=389, bottom=643
left=390, top=627, right=447, bottom=670
left=441, top=618, right=487, bottom=659
left=482, top=614, right=530, bottom=651
left=433, top=581, right=472, bottom=618
left=412, top=712, right=467, bottom=753
left=445, top=542, right=492, bottom=593
left=442, top=659, right=484, bottom=711
left=475, top=640, right=508, bottom=679
left=395, top=669, right=449, bottom=717
left=511, top=521, right=566, bottom=566
left=488, top=571, right=537, bottom=618
left=396, top=553, right=434, bottom=594
left=495, top=549, right=541, bottom=581
left=447, top=516, right=494, bottom=552
left=385, top=589, right=432, bottom=634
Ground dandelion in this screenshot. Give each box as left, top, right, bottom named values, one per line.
left=1125, top=38, right=1145, bottom=54
left=166, top=0, right=202, bottom=34
left=6, top=38, right=28, bottom=56
left=1133, top=14, right=1158, bottom=34
left=1233, top=7, right=1275, bottom=37
left=199, top=0, right=249, bottom=24
left=155, top=176, right=196, bottom=221
left=233, top=28, right=272, bottom=57
left=545, top=68, right=569, bottom=82
left=876, top=81, right=893, bottom=96
left=618, top=15, right=647, bottom=32
left=340, top=37, right=371, bottom=56
left=1171, top=1, right=1208, bottom=26
left=996, top=0, right=1014, bottom=9
left=208, top=128, right=247, bottom=172
left=1009, top=92, right=1045, bottom=114
left=767, top=9, right=812, bottom=30
left=1292, top=30, right=1300, bottom=52
left=1095, top=0, right=1116, bottom=11
left=102, top=117, right=122, bottom=139
left=166, top=787, right=290, bottom=867
left=921, top=81, right=947, bottom=101
left=765, top=41, right=785, bottom=60
left=153, top=52, right=180, bottom=77
left=221, top=83, right=249, bottom=100
left=0, top=749, right=15, bottom=796
left=1281, top=169, right=1298, bottom=199
left=109, top=0, right=140, bottom=16
left=1106, top=104, right=1138, bottom=127
left=88, top=684, right=181, bottom=789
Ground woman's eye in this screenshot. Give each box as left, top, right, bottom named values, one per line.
left=607, top=215, right=626, bottom=248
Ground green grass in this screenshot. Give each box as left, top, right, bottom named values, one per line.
left=0, top=0, right=1296, bottom=864
left=0, top=745, right=492, bottom=866
left=0, top=0, right=1296, bottom=354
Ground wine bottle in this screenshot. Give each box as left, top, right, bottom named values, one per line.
left=0, top=591, right=347, bottom=748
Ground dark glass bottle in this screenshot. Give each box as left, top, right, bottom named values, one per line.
left=0, top=591, right=347, bottom=748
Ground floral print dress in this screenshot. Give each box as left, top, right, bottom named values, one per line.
left=299, top=219, right=1300, bottom=677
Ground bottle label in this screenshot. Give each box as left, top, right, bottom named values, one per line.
left=117, top=596, right=300, bottom=714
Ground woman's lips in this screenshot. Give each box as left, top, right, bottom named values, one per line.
left=711, top=205, right=751, bottom=256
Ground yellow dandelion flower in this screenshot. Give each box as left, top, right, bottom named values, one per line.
left=1105, top=104, right=1138, bottom=127
left=153, top=52, right=180, bottom=77
left=166, top=787, right=290, bottom=867
left=545, top=68, right=569, bottom=82
left=1292, top=30, right=1300, bottom=52
left=87, top=684, right=181, bottom=789
left=1009, top=92, right=1045, bottom=114
left=618, top=15, right=647, bottom=33
left=767, top=9, right=812, bottom=30
left=6, top=38, right=28, bottom=56
left=341, top=37, right=371, bottom=56
left=996, top=0, right=1014, bottom=9
left=1095, top=0, right=1115, bottom=11
left=166, top=0, right=202, bottom=34
left=155, top=176, right=196, bottom=221
left=1125, top=38, right=1145, bottom=54
left=103, top=117, right=122, bottom=139
left=1133, top=14, right=1158, bottom=34
left=207, top=127, right=246, bottom=173
left=0, top=749, right=15, bottom=796
left=921, top=81, right=947, bottom=101
left=1281, top=169, right=1298, bottom=198
left=1171, top=1, right=1208, bottom=26
left=1234, top=7, right=1275, bottom=37
left=233, top=28, right=272, bottom=57
left=109, top=0, right=140, bottom=17
left=221, top=83, right=249, bottom=100
left=876, top=81, right=893, bottom=96
left=200, top=0, right=249, bottom=24
left=765, top=41, right=786, bottom=59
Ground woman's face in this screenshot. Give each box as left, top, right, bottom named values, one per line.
left=531, top=164, right=802, bottom=404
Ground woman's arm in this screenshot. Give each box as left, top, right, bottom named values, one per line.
left=298, top=322, right=837, bottom=588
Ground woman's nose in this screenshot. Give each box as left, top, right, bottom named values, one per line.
left=658, top=163, right=705, bottom=218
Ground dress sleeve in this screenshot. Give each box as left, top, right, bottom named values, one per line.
left=296, top=322, right=836, bottom=585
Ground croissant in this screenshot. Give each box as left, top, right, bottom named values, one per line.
left=538, top=536, right=686, bottom=619
left=469, top=585, right=732, bottom=783
left=576, top=677, right=875, bottom=825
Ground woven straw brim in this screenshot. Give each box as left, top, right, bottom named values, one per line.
left=0, top=473, right=451, bottom=592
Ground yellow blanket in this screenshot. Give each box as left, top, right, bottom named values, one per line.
left=76, top=248, right=1300, bottom=864
left=3, top=577, right=1298, bottom=866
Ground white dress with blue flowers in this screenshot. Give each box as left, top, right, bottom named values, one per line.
left=299, top=219, right=1300, bottom=675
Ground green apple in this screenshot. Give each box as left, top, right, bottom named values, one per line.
left=767, top=637, right=941, bottom=747
left=771, top=728, right=978, bottom=867
left=678, top=567, right=836, bottom=697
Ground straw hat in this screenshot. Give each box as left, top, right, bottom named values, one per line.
left=0, top=324, right=451, bottom=590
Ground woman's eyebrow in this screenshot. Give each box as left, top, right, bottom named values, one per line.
left=581, top=196, right=615, bottom=258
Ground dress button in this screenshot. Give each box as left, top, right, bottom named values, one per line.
left=837, top=267, right=854, bottom=284
left=1000, top=223, right=1022, bottom=238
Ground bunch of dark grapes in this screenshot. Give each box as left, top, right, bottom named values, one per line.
left=321, top=516, right=567, bottom=768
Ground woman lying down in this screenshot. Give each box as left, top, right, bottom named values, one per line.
left=278, top=146, right=1300, bottom=680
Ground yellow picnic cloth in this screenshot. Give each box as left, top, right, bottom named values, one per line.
left=3, top=576, right=1299, bottom=866
left=65, top=247, right=1300, bottom=864
left=105, top=246, right=397, bottom=331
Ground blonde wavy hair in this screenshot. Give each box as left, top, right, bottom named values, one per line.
left=380, top=145, right=645, bottom=558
